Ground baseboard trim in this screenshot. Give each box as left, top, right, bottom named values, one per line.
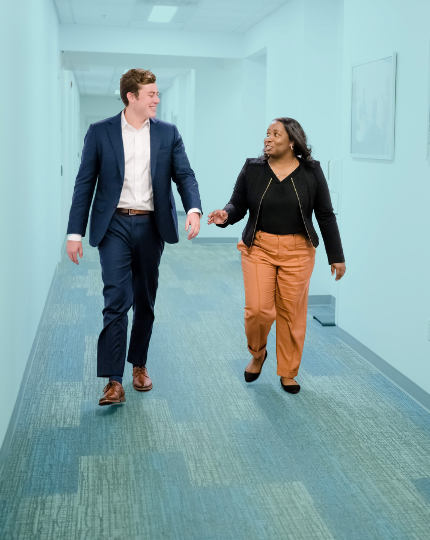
left=313, top=315, right=336, bottom=327
left=335, top=326, right=430, bottom=413
left=308, top=295, right=336, bottom=307
left=192, top=237, right=238, bottom=244
left=0, top=264, right=59, bottom=478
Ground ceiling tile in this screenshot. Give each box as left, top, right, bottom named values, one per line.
left=129, top=4, right=153, bottom=22
left=136, top=0, right=201, bottom=5
left=73, top=16, right=130, bottom=26
left=73, top=0, right=135, bottom=4
left=183, top=18, right=239, bottom=32
left=60, top=0, right=288, bottom=32
left=72, top=2, right=133, bottom=18
left=195, top=8, right=251, bottom=18
left=171, top=5, right=200, bottom=23
left=128, top=21, right=185, bottom=30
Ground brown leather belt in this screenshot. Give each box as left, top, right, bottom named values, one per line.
left=115, top=208, right=152, bottom=215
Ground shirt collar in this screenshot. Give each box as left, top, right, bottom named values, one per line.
left=121, top=109, right=149, bottom=131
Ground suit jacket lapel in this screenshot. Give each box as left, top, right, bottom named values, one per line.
left=150, top=118, right=161, bottom=181
left=106, top=112, right=125, bottom=181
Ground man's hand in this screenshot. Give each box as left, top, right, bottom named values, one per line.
left=207, top=210, right=228, bottom=225
left=331, top=262, right=346, bottom=281
left=67, top=240, right=83, bottom=265
left=185, top=212, right=200, bottom=240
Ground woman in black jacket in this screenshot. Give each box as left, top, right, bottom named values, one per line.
left=208, top=118, right=345, bottom=394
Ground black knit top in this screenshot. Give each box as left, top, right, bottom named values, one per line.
left=256, top=162, right=306, bottom=236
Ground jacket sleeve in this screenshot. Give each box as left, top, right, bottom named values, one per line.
left=66, top=124, right=100, bottom=236
left=171, top=125, right=203, bottom=215
left=313, top=161, right=345, bottom=265
left=216, top=159, right=249, bottom=228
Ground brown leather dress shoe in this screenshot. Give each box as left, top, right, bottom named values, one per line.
left=132, top=366, right=153, bottom=392
left=99, top=381, right=126, bottom=406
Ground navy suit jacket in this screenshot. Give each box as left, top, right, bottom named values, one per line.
left=67, top=112, right=202, bottom=246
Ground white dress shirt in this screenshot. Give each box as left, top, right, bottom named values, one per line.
left=68, top=110, right=200, bottom=241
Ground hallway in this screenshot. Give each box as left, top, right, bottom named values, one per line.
left=0, top=216, right=429, bottom=540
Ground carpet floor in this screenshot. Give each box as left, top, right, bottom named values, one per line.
left=1, top=217, right=430, bottom=539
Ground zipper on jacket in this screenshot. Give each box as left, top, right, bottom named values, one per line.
left=251, top=178, right=272, bottom=246
left=290, top=177, right=316, bottom=249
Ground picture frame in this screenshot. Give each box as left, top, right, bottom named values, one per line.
left=350, top=53, right=397, bottom=160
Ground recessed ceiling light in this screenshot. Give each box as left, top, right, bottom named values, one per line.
left=148, top=6, right=177, bottom=23
left=115, top=90, right=120, bottom=95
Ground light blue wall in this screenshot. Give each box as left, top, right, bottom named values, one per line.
left=0, top=0, right=80, bottom=449
left=160, top=71, right=195, bottom=158
left=61, top=70, right=81, bottom=237
left=160, top=71, right=196, bottom=208
left=193, top=60, right=246, bottom=239
left=339, top=0, right=430, bottom=392
left=80, top=95, right=122, bottom=147
left=241, top=53, right=267, bottom=162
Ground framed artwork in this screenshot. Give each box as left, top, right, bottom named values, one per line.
left=350, top=53, right=397, bottom=160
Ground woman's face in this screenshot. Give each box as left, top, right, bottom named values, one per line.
left=264, top=121, right=292, bottom=159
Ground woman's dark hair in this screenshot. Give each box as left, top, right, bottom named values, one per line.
left=262, top=117, right=313, bottom=163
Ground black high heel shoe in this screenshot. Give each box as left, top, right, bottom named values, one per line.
left=244, top=351, right=268, bottom=383
left=280, top=378, right=301, bottom=394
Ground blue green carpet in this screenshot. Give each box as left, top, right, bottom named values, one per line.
left=1, top=216, right=430, bottom=539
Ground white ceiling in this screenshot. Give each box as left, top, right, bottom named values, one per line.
left=55, top=0, right=287, bottom=33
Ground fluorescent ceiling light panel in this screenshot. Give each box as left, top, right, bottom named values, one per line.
left=148, top=6, right=177, bottom=23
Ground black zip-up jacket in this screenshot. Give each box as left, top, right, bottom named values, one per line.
left=217, top=158, right=345, bottom=265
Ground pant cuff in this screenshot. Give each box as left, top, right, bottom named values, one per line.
left=248, top=344, right=267, bottom=359
left=277, top=368, right=299, bottom=378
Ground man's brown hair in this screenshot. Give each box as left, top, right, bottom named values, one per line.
left=120, top=69, right=156, bottom=107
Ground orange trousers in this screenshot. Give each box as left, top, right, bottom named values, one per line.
left=238, top=231, right=316, bottom=378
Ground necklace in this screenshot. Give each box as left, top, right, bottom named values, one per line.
left=269, top=158, right=298, bottom=178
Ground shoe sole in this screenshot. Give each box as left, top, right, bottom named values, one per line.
left=132, top=383, right=153, bottom=392
left=99, top=397, right=126, bottom=406
left=280, top=383, right=301, bottom=394
left=282, top=388, right=300, bottom=394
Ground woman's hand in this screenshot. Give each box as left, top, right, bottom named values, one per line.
left=207, top=210, right=228, bottom=225
left=331, top=262, right=346, bottom=281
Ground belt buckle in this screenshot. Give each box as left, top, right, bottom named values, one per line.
left=128, top=209, right=134, bottom=215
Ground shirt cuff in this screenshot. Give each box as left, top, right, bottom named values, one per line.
left=67, top=234, right=82, bottom=241
left=187, top=208, right=202, bottom=217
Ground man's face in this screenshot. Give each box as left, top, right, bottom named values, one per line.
left=128, top=83, right=160, bottom=119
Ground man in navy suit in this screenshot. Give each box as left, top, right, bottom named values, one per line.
left=66, top=69, right=202, bottom=406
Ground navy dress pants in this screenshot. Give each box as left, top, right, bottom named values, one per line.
left=97, top=213, right=164, bottom=377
